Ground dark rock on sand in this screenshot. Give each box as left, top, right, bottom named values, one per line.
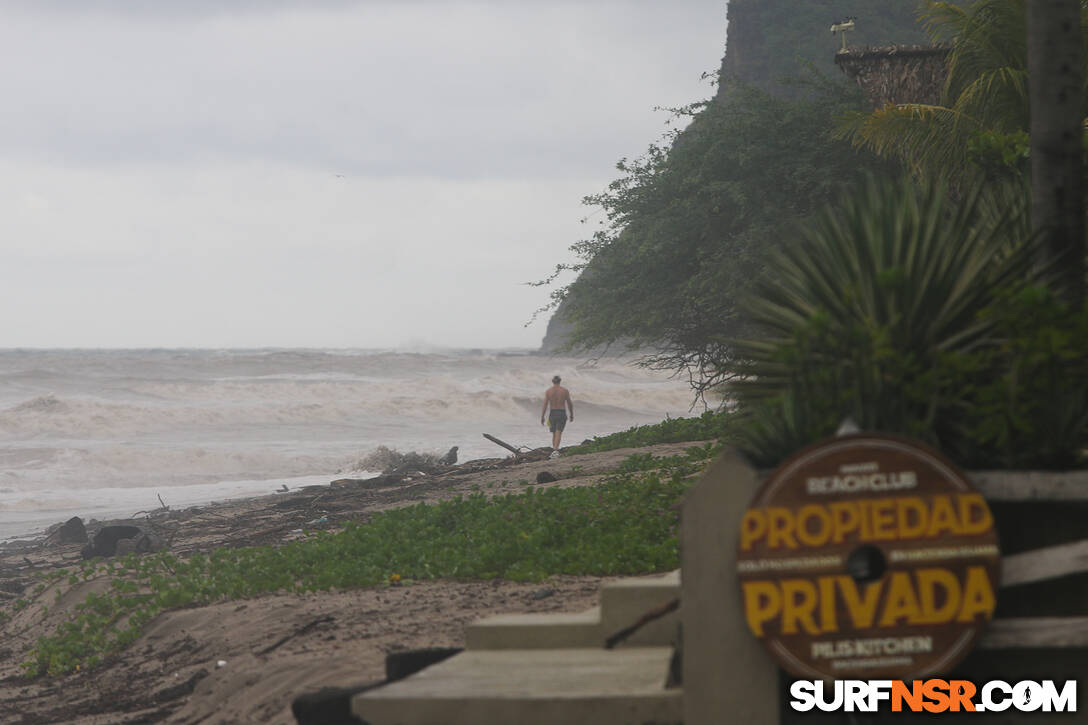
left=56, top=516, right=87, bottom=544
left=535, top=471, right=558, bottom=484
left=81, top=525, right=144, bottom=559
left=114, top=532, right=168, bottom=558
left=438, top=446, right=458, bottom=465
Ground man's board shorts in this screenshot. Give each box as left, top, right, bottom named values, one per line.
left=548, top=409, right=567, bottom=433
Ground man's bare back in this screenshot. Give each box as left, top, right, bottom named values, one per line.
left=544, top=385, right=572, bottom=413
left=540, top=375, right=574, bottom=457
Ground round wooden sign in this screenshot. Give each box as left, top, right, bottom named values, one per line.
left=736, top=434, right=1000, bottom=680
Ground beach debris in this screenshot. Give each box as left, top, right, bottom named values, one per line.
left=55, top=516, right=88, bottom=544
left=438, top=446, right=458, bottom=465
left=530, top=587, right=555, bottom=601
left=216, top=660, right=228, bottom=669
left=535, top=471, right=558, bottom=484
left=157, top=493, right=169, bottom=511
left=256, top=615, right=335, bottom=656
left=355, top=445, right=449, bottom=476
left=482, top=433, right=522, bottom=456
left=306, top=516, right=328, bottom=526
left=279, top=484, right=290, bottom=492
left=330, top=474, right=404, bottom=490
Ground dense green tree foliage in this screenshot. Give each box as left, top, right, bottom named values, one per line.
left=542, top=1, right=931, bottom=395
left=547, top=76, right=887, bottom=397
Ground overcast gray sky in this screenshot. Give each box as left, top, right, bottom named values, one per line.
left=0, top=1, right=726, bottom=349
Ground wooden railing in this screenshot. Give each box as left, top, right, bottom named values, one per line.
left=972, top=471, right=1088, bottom=649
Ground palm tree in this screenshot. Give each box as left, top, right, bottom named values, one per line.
left=731, top=175, right=1036, bottom=450
left=838, top=1, right=1088, bottom=186
left=1027, top=0, right=1086, bottom=303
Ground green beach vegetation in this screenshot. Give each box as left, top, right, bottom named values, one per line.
left=21, top=447, right=717, bottom=677
left=564, top=412, right=731, bottom=454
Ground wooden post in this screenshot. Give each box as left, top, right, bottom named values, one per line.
left=1027, top=0, right=1085, bottom=303
left=681, top=447, right=779, bottom=724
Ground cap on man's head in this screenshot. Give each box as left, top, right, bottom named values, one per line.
left=552, top=375, right=561, bottom=384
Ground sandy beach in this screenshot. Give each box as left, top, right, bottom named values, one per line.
left=0, top=441, right=701, bottom=724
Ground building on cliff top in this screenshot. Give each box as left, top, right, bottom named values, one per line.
left=834, top=44, right=950, bottom=108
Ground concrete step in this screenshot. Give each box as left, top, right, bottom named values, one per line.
left=599, top=569, right=680, bottom=647
left=352, top=647, right=681, bottom=725
left=465, top=570, right=680, bottom=650
left=466, top=606, right=602, bottom=649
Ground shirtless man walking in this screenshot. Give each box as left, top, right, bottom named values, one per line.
left=541, top=375, right=574, bottom=459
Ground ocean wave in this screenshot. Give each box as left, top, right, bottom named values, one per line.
left=0, top=350, right=703, bottom=526
left=0, top=368, right=63, bottom=382
left=0, top=444, right=332, bottom=491
left=0, top=373, right=695, bottom=437
left=9, top=393, right=68, bottom=413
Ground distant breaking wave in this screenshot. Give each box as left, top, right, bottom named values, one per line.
left=0, top=378, right=692, bottom=438
left=0, top=349, right=701, bottom=538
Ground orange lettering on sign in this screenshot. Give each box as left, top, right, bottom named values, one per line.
left=958, top=493, right=993, bottom=535
left=736, top=495, right=993, bottom=551
left=796, top=504, right=832, bottom=547
left=742, top=580, right=781, bottom=637
left=767, top=507, right=797, bottom=549
left=925, top=495, right=958, bottom=537
left=740, top=510, right=766, bottom=551
left=870, top=499, right=896, bottom=540
left=956, top=566, right=996, bottom=621
left=817, top=577, right=837, bottom=632
left=878, top=571, right=922, bottom=627
left=896, top=496, right=928, bottom=539
left=837, top=575, right=882, bottom=629
left=829, top=501, right=861, bottom=543
left=916, top=568, right=961, bottom=624
left=780, top=579, right=819, bottom=635
left=742, top=566, right=996, bottom=636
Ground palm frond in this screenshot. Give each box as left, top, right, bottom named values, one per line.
left=730, top=175, right=1037, bottom=435
left=838, top=103, right=982, bottom=182
left=951, top=67, right=1029, bottom=130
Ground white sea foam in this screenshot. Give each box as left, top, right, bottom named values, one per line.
left=0, top=348, right=703, bottom=540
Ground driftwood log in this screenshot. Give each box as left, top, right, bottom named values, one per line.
left=482, top=433, right=521, bottom=456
